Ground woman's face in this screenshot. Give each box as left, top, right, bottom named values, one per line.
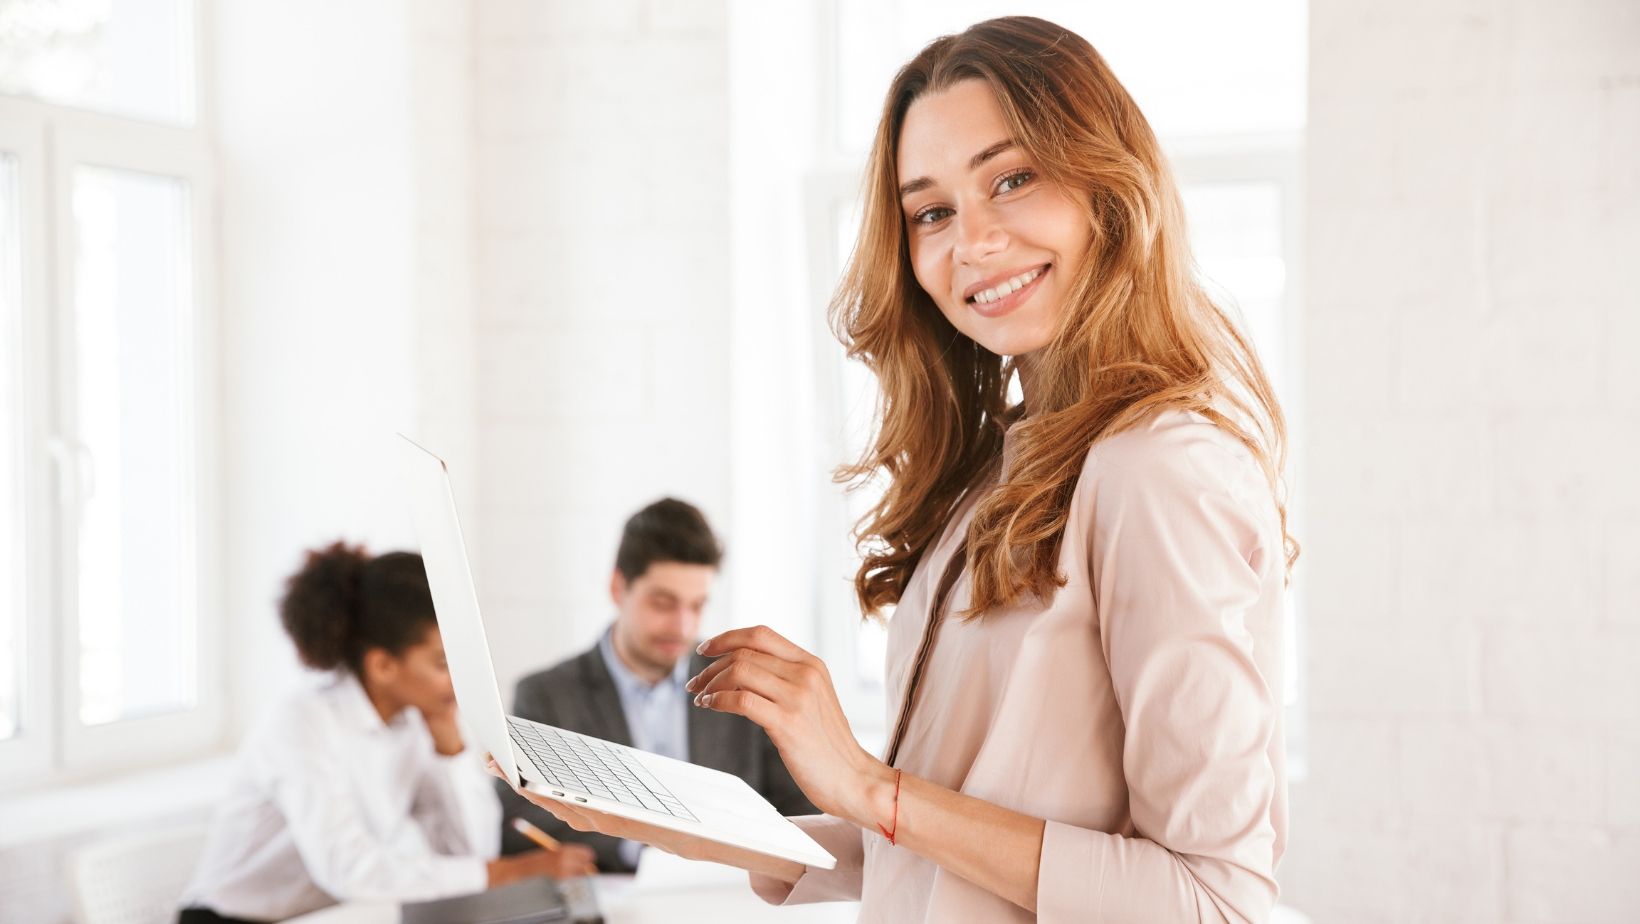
left=364, top=625, right=457, bottom=716
left=896, top=79, right=1092, bottom=358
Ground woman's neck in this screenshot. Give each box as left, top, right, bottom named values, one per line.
left=361, top=677, right=405, bottom=724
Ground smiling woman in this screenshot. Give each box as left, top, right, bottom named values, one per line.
left=501, top=15, right=1296, bottom=923
left=837, top=17, right=1296, bottom=624
left=894, top=84, right=1093, bottom=369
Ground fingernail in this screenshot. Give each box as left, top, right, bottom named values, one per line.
left=696, top=640, right=708, bottom=654
left=699, top=693, right=714, bottom=707
left=685, top=675, right=698, bottom=692
left=693, top=693, right=702, bottom=706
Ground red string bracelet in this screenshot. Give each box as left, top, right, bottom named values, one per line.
left=877, top=769, right=903, bottom=846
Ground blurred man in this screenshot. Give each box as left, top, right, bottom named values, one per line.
left=496, top=498, right=815, bottom=870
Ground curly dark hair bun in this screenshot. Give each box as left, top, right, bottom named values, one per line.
left=279, top=541, right=436, bottom=675
left=279, top=541, right=370, bottom=671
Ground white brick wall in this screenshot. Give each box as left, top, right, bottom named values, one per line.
left=216, top=0, right=428, bottom=734
left=1287, top=1, right=1640, bottom=921
left=410, top=0, right=481, bottom=524
left=470, top=0, right=732, bottom=694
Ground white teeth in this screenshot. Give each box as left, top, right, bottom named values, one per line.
left=970, top=267, right=1043, bottom=304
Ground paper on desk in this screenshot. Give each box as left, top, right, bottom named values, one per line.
left=632, top=847, right=748, bottom=892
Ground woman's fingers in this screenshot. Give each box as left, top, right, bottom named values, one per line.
left=513, top=783, right=743, bottom=866
left=688, top=649, right=800, bottom=700
left=527, top=794, right=644, bottom=841
left=552, top=803, right=614, bottom=836
left=531, top=798, right=590, bottom=831
left=695, top=688, right=783, bottom=731
left=560, top=844, right=599, bottom=876
left=483, top=755, right=514, bottom=784
left=697, top=624, right=815, bottom=663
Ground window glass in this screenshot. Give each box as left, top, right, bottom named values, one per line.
left=72, top=164, right=196, bottom=725
left=834, top=0, right=1307, bottom=154
left=0, top=0, right=195, bottom=124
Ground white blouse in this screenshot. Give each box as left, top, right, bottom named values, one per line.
left=180, top=671, right=501, bottom=921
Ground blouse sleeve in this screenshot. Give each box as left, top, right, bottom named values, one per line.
left=1036, top=433, right=1283, bottom=923
left=748, top=814, right=866, bottom=905
left=410, top=742, right=503, bottom=861
left=264, top=708, right=489, bottom=902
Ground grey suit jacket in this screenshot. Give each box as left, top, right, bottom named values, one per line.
left=496, top=642, right=817, bottom=871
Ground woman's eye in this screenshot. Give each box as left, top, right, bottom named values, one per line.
left=912, top=206, right=953, bottom=225
left=998, top=170, right=1033, bottom=193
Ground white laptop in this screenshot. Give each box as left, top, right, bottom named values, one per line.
left=397, top=434, right=836, bottom=870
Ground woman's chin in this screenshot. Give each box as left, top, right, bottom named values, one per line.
left=969, top=327, right=1054, bottom=359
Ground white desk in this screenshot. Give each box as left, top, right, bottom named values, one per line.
left=594, top=875, right=856, bottom=923
left=284, top=871, right=1312, bottom=923
left=283, top=873, right=858, bottom=923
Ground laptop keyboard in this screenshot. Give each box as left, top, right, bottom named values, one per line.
left=508, top=717, right=699, bottom=823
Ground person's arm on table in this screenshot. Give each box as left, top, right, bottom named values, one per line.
left=412, top=701, right=504, bottom=859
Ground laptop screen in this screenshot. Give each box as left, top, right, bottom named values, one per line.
left=397, top=433, right=525, bottom=789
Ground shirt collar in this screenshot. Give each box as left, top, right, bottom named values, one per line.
left=329, top=669, right=403, bottom=734
left=598, top=625, right=692, bottom=698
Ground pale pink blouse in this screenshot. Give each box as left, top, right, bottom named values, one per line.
left=752, top=409, right=1288, bottom=922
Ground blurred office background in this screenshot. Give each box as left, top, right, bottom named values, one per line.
left=0, top=1, right=1634, bottom=922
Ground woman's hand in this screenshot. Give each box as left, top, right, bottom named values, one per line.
left=485, top=844, right=598, bottom=886
left=483, top=757, right=805, bottom=884
left=419, top=699, right=466, bottom=756
left=686, top=626, right=896, bottom=830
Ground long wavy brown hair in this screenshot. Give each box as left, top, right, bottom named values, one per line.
left=835, top=16, right=1298, bottom=618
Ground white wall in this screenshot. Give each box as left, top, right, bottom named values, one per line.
left=1283, top=1, right=1640, bottom=921
left=410, top=0, right=482, bottom=542
left=216, top=0, right=476, bottom=736
left=470, top=0, right=733, bottom=696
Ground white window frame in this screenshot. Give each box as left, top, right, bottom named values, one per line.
left=804, top=167, right=888, bottom=740
left=0, top=0, right=223, bottom=790
left=0, top=114, right=54, bottom=791
left=804, top=0, right=890, bottom=745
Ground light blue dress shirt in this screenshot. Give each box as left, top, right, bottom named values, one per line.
left=597, top=627, right=693, bottom=867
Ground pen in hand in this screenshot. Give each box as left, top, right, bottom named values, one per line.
left=511, top=816, right=564, bottom=852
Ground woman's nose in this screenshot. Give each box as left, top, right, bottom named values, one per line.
left=952, top=202, right=1009, bottom=265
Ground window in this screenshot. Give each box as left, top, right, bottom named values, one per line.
left=70, top=165, right=199, bottom=728
left=790, top=1, right=1307, bottom=755
left=1, top=151, right=22, bottom=746
left=0, top=0, right=195, bottom=123
left=0, top=0, right=219, bottom=790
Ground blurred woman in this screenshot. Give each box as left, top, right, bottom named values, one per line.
left=179, top=542, right=595, bottom=924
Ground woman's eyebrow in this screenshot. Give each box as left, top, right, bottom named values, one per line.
left=898, top=139, right=1019, bottom=199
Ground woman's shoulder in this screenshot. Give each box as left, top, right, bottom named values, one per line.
left=1078, top=408, right=1271, bottom=511
left=245, top=672, right=353, bottom=748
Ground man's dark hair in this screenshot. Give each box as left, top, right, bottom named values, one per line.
left=614, top=498, right=723, bottom=583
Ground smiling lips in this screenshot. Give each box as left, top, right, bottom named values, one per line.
left=963, top=264, right=1050, bottom=318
